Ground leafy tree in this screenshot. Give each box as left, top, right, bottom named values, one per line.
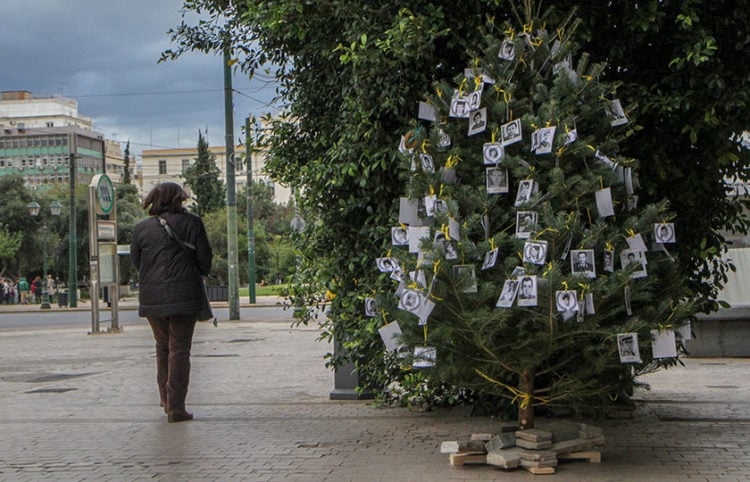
left=116, top=183, right=143, bottom=286
left=123, top=140, right=132, bottom=185
left=163, top=0, right=750, bottom=409
left=183, top=130, right=225, bottom=215
left=0, top=224, right=22, bottom=278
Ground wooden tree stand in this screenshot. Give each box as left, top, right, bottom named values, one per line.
left=442, top=421, right=604, bottom=475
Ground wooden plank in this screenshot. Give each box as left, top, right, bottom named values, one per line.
left=449, top=453, right=487, bottom=466
left=526, top=466, right=556, bottom=475
left=559, top=450, right=602, bottom=463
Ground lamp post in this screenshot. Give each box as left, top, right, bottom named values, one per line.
left=28, top=200, right=62, bottom=309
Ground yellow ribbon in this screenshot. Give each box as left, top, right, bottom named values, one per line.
left=523, top=23, right=533, bottom=34
left=491, top=128, right=498, bottom=144
left=605, top=242, right=614, bottom=252
left=542, top=262, right=553, bottom=278
left=627, top=229, right=636, bottom=238
left=490, top=238, right=496, bottom=250
left=429, top=184, right=435, bottom=195
left=423, top=325, right=428, bottom=345
left=562, top=281, right=569, bottom=290
left=504, top=27, right=515, bottom=39
left=474, top=369, right=550, bottom=409
left=436, top=87, right=443, bottom=99
left=421, top=139, right=429, bottom=153
left=445, top=155, right=460, bottom=168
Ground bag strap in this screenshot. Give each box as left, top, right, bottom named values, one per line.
left=157, top=215, right=196, bottom=251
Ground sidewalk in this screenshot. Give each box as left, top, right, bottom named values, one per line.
left=0, top=312, right=749, bottom=481
left=0, top=294, right=285, bottom=313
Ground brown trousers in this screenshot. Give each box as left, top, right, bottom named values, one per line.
left=147, top=316, right=197, bottom=412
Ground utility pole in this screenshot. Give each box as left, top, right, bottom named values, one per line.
left=68, top=134, right=78, bottom=308
left=245, top=117, right=256, bottom=303
left=223, top=39, right=240, bottom=320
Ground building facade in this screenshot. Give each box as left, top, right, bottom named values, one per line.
left=140, top=145, right=291, bottom=204
left=0, top=91, right=123, bottom=188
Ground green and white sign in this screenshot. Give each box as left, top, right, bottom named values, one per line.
left=92, top=174, right=114, bottom=215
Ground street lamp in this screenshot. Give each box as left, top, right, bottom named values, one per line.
left=28, top=200, right=61, bottom=309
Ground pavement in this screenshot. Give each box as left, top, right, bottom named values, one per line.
left=1, top=299, right=750, bottom=481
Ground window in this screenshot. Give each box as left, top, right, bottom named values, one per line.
left=46, top=121, right=54, bottom=127
left=182, top=158, right=190, bottom=173
left=159, top=160, right=167, bottom=174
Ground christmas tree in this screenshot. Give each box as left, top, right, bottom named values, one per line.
left=375, top=11, right=694, bottom=429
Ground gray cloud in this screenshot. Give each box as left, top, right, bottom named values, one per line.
left=1, top=0, right=277, bottom=156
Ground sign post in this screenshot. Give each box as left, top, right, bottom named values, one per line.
left=88, top=174, right=121, bottom=334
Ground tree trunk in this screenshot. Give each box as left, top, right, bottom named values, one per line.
left=518, top=370, right=535, bottom=430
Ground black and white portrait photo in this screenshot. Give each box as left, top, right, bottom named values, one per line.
left=364, top=297, right=378, bottom=317
left=517, top=275, right=538, bottom=307
left=620, top=249, right=648, bottom=279
left=654, top=223, right=676, bottom=244
left=376, top=257, right=399, bottom=273
left=514, top=180, right=534, bottom=206
left=481, top=247, right=499, bottom=270
left=495, top=279, right=519, bottom=308
left=602, top=249, right=615, bottom=273
left=607, top=99, right=629, bottom=127
left=420, top=153, right=435, bottom=173
left=468, top=108, right=487, bottom=136
left=498, top=38, right=516, bottom=61
left=486, top=167, right=509, bottom=194
left=617, top=333, right=642, bottom=363
left=449, top=94, right=470, bottom=119
left=391, top=226, right=408, bottom=246
left=531, top=126, right=556, bottom=155
left=434, top=232, right=458, bottom=261
left=571, top=249, right=596, bottom=278
left=564, top=127, right=578, bottom=145
left=555, top=290, right=579, bottom=313
left=468, top=89, right=482, bottom=111
left=413, top=346, right=437, bottom=368
left=483, top=142, right=504, bottom=165
left=501, top=119, right=522, bottom=145
left=515, top=211, right=537, bottom=239
left=523, top=240, right=547, bottom=265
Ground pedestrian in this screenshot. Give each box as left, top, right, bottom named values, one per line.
left=18, top=276, right=30, bottom=304
left=32, top=276, right=43, bottom=303
left=130, top=182, right=213, bottom=423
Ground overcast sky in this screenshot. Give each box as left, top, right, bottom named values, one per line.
left=0, top=0, right=278, bottom=158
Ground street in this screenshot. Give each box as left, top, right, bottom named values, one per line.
left=0, top=305, right=298, bottom=331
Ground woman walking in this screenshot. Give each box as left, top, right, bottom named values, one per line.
left=130, top=182, right=212, bottom=423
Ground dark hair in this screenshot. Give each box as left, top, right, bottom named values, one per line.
left=142, top=182, right=189, bottom=215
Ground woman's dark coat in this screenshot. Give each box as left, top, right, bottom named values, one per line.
left=130, top=212, right=212, bottom=318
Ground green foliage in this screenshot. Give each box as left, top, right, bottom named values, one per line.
left=183, top=130, right=225, bottom=215
left=0, top=223, right=22, bottom=277
left=164, top=0, right=750, bottom=416
left=123, top=141, right=132, bottom=185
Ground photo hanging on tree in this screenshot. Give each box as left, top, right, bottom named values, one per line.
left=571, top=249, right=596, bottom=278
left=617, top=333, right=642, bottom=363
left=531, top=126, right=555, bottom=155
left=620, top=249, right=648, bottom=279
left=468, top=89, right=482, bottom=111
left=468, top=108, right=487, bottom=136
left=482, top=247, right=499, bottom=270
left=603, top=249, right=615, bottom=273
left=496, top=279, right=519, bottom=308
left=555, top=290, right=579, bottom=313
left=420, top=153, right=435, bottom=173
left=517, top=275, right=538, bottom=307
left=364, top=297, right=377, bottom=317
left=486, top=167, right=509, bottom=194
left=651, top=329, right=678, bottom=359
left=654, top=223, right=676, bottom=244
left=434, top=232, right=458, bottom=260
left=516, top=211, right=537, bottom=239
left=449, top=91, right=470, bottom=118
left=376, top=257, right=399, bottom=273
left=413, top=346, right=437, bottom=368
left=501, top=119, right=522, bottom=145
left=391, top=226, right=408, bottom=246
left=514, top=180, right=534, bottom=206
left=498, top=38, right=516, bottom=60
left=483, top=142, right=504, bottom=165
left=607, top=99, right=628, bottom=127
left=377, top=321, right=404, bottom=353
left=523, top=240, right=548, bottom=265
